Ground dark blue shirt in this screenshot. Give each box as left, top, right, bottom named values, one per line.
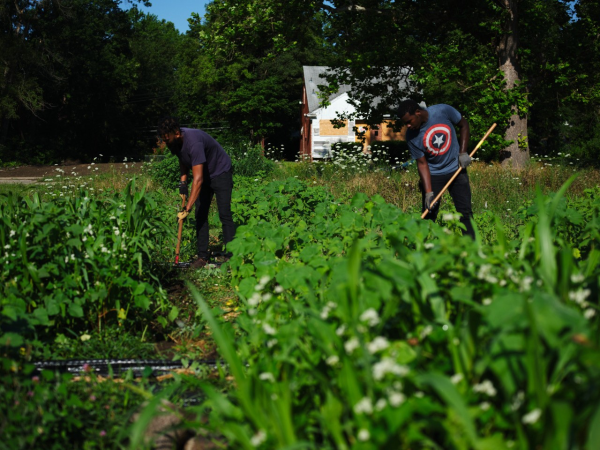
left=406, top=104, right=462, bottom=175
left=179, top=128, right=232, bottom=179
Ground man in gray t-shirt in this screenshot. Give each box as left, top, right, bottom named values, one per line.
left=399, top=100, right=474, bottom=238
left=158, top=116, right=236, bottom=268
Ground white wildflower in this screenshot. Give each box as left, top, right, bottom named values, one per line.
left=262, top=323, right=276, bottom=335
left=336, top=325, right=346, bottom=336
left=250, top=430, right=267, bottom=446
left=353, top=397, right=373, bottom=415
left=450, top=373, right=464, bottom=384
left=266, top=339, right=278, bottom=348
left=372, top=358, right=410, bottom=380
left=367, top=336, right=390, bottom=354
left=274, top=285, right=284, bottom=294
left=473, top=380, right=497, bottom=397
left=480, top=402, right=491, bottom=411
left=375, top=398, right=387, bottom=411
left=571, top=273, right=585, bottom=283
left=424, top=243, right=434, bottom=249
left=522, top=408, right=542, bottom=425
left=9, top=230, right=15, bottom=237
left=325, top=355, right=339, bottom=366
left=584, top=309, right=596, bottom=320
left=482, top=298, right=493, bottom=306
left=357, top=429, right=370, bottom=441
left=259, top=372, right=275, bottom=383
left=511, top=391, right=525, bottom=411
left=388, top=391, right=406, bottom=407
left=569, top=289, right=591, bottom=305
left=419, top=325, right=433, bottom=339
left=344, top=337, right=360, bottom=354
left=248, top=293, right=261, bottom=307
left=360, top=308, right=380, bottom=326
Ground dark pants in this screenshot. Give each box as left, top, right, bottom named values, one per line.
left=194, top=170, right=236, bottom=259
left=420, top=171, right=475, bottom=239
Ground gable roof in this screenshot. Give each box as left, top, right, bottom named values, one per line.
left=303, top=66, right=417, bottom=115
left=303, top=66, right=352, bottom=114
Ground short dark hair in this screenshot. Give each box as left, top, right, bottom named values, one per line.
left=397, top=99, right=423, bottom=118
left=157, top=116, right=180, bottom=136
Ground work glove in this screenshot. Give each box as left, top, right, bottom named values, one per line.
left=458, top=152, right=472, bottom=169
left=177, top=209, right=190, bottom=221
left=424, top=192, right=437, bottom=211
left=178, top=181, right=188, bottom=196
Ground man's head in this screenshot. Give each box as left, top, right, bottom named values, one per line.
left=398, top=99, right=427, bottom=131
left=157, top=116, right=183, bottom=152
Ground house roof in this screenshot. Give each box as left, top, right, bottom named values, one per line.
left=303, top=66, right=352, bottom=114
left=302, top=66, right=417, bottom=115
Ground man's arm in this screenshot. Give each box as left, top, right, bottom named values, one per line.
left=416, top=156, right=432, bottom=193
left=185, top=164, right=204, bottom=211
left=457, top=116, right=470, bottom=154
left=180, top=160, right=188, bottom=184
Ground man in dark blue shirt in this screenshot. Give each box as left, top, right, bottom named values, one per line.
left=158, top=117, right=236, bottom=268
left=398, top=100, right=474, bottom=238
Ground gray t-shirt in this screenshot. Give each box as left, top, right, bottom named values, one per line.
left=179, top=128, right=232, bottom=179
left=406, top=104, right=462, bottom=175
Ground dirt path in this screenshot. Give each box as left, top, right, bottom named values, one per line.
left=0, top=162, right=143, bottom=184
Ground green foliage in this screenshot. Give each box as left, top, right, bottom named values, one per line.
left=0, top=357, right=147, bottom=449
left=0, top=180, right=170, bottom=351
left=144, top=152, right=181, bottom=190
left=177, top=176, right=600, bottom=448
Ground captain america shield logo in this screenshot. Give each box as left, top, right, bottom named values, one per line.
left=423, top=124, right=452, bottom=156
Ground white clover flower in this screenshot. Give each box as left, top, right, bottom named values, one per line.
left=473, top=380, right=497, bottom=397
left=344, top=337, right=360, bottom=354
left=353, top=397, right=373, bottom=415
left=522, top=408, right=542, bottom=425
left=114, top=229, right=120, bottom=236
left=419, top=325, right=433, bottom=339
left=357, top=429, right=370, bottom=441
left=336, top=325, right=346, bottom=336
left=9, top=230, right=15, bottom=237
left=480, top=402, right=491, bottom=411
left=274, top=285, right=284, bottom=294
left=263, top=323, right=276, bottom=335
left=569, top=289, right=591, bottom=305
left=424, top=243, right=434, bottom=249
left=584, top=309, right=597, bottom=320
left=511, top=391, right=525, bottom=411
left=250, top=430, right=267, bottom=446
left=266, top=339, right=278, bottom=348
left=482, top=298, right=493, bottom=306
left=388, top=391, right=406, bottom=407
left=571, top=273, right=585, bottom=283
left=375, top=398, right=387, bottom=411
left=248, top=293, right=261, bottom=307
left=262, top=293, right=272, bottom=302
left=520, top=276, right=534, bottom=292
left=101, top=246, right=108, bottom=253
left=360, top=308, right=380, bottom=327
left=450, top=373, right=464, bottom=384
left=373, top=358, right=410, bottom=380
left=4, top=244, right=9, bottom=249
left=259, top=372, right=275, bottom=383
left=367, top=336, right=390, bottom=354
left=326, top=355, right=339, bottom=366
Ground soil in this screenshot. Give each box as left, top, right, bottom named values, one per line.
left=0, top=161, right=143, bottom=180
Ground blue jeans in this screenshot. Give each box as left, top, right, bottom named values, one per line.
left=420, top=171, right=475, bottom=239
left=194, top=170, right=236, bottom=259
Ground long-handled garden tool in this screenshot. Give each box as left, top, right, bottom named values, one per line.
left=422, top=123, right=497, bottom=218
left=173, top=194, right=191, bottom=269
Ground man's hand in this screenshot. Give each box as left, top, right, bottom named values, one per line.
left=424, top=192, right=437, bottom=211
left=178, top=181, right=188, bottom=196
left=458, top=152, right=472, bottom=169
left=177, top=209, right=189, bottom=221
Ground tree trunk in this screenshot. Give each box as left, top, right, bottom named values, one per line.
left=498, top=0, right=529, bottom=169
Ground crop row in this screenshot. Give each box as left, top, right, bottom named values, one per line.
left=187, top=177, right=600, bottom=449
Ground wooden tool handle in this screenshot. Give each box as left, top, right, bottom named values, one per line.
left=175, top=194, right=186, bottom=263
